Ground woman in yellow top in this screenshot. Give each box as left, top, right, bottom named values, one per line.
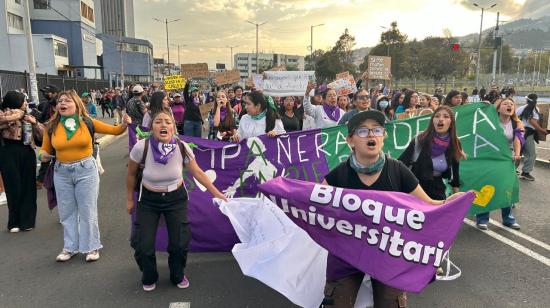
left=41, top=90, right=131, bottom=262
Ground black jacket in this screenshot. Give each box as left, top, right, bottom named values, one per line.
left=183, top=83, right=203, bottom=123
left=398, top=137, right=460, bottom=188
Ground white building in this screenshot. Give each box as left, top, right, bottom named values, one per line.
left=234, top=53, right=305, bottom=79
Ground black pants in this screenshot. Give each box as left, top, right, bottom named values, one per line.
left=131, top=186, right=191, bottom=285
left=0, top=140, right=37, bottom=230
left=37, top=160, right=49, bottom=182
left=419, top=177, right=447, bottom=200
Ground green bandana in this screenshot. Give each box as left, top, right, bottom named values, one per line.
left=349, top=152, right=386, bottom=175
left=251, top=109, right=267, bottom=120
left=61, top=115, right=80, bottom=140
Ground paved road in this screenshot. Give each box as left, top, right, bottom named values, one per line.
left=1, top=136, right=549, bottom=308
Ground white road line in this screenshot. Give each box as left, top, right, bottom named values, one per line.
left=488, top=219, right=550, bottom=251
left=463, top=219, right=550, bottom=267
left=536, top=146, right=550, bottom=150
left=169, top=302, right=190, bottom=308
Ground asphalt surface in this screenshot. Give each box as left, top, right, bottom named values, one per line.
left=1, top=136, right=549, bottom=308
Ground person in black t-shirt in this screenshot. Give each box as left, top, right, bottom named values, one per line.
left=322, top=110, right=464, bottom=308
left=279, top=96, right=301, bottom=132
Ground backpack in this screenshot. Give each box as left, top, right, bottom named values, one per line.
left=47, top=117, right=97, bottom=158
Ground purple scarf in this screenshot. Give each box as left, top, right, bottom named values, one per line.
left=219, top=106, right=227, bottom=121
left=150, top=136, right=178, bottom=165
left=193, top=97, right=200, bottom=106
left=323, top=103, right=341, bottom=122
left=431, top=134, right=450, bottom=157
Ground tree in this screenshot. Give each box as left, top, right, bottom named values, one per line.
left=313, top=29, right=357, bottom=82
left=305, top=49, right=325, bottom=71
left=361, top=21, right=408, bottom=80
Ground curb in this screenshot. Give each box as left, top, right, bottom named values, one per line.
left=535, top=158, right=550, bottom=169
left=96, top=131, right=127, bottom=149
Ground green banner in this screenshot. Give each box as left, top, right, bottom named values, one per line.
left=321, top=103, right=519, bottom=215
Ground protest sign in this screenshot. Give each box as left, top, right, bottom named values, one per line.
left=181, top=63, right=209, bottom=79
left=268, top=65, right=286, bottom=71
left=367, top=56, right=392, bottom=80
left=262, top=71, right=315, bottom=96
left=214, top=70, right=241, bottom=86
left=163, top=75, right=186, bottom=90
left=252, top=74, right=264, bottom=90
left=396, top=108, right=434, bottom=120
left=336, top=71, right=350, bottom=79
left=327, top=74, right=357, bottom=96
left=258, top=177, right=475, bottom=292
left=199, top=102, right=213, bottom=120
left=127, top=103, right=518, bottom=253
left=537, top=103, right=549, bottom=141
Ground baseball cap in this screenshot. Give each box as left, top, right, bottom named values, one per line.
left=173, top=93, right=181, bottom=98
left=40, top=85, right=60, bottom=94
left=347, top=110, right=386, bottom=136
left=81, top=92, right=90, bottom=97
left=190, top=86, right=199, bottom=92
left=132, top=85, right=144, bottom=93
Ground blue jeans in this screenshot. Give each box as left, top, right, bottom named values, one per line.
left=54, top=157, right=102, bottom=253
left=183, top=120, right=202, bottom=137
left=476, top=206, right=516, bottom=225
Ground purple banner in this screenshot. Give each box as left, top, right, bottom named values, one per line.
left=258, top=177, right=475, bottom=293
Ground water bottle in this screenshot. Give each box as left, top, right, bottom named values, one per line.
left=22, top=122, right=33, bottom=145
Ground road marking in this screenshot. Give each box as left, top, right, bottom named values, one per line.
left=489, top=219, right=550, bottom=251
left=463, top=219, right=550, bottom=267
left=536, top=146, right=550, bottom=150
left=169, top=302, right=190, bottom=308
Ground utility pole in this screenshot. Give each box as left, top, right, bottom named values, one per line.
left=119, top=24, right=124, bottom=89
left=309, top=24, right=324, bottom=68
left=247, top=20, right=267, bottom=74
left=473, top=2, right=497, bottom=88
left=226, top=45, right=239, bottom=69
left=532, top=50, right=538, bottom=91
left=537, top=49, right=543, bottom=87
left=23, top=0, right=38, bottom=104
left=491, top=12, right=499, bottom=83
left=153, top=18, right=181, bottom=75
left=516, top=56, right=521, bottom=83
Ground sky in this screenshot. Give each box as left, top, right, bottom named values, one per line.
left=133, top=0, right=543, bottom=68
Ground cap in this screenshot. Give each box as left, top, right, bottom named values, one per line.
left=173, top=93, right=181, bottom=97
left=376, top=94, right=387, bottom=102
left=347, top=110, right=386, bottom=136
left=132, top=85, right=144, bottom=93
left=190, top=86, right=199, bottom=92
left=526, top=93, right=538, bottom=103
left=81, top=92, right=90, bottom=97
left=40, top=85, right=60, bottom=94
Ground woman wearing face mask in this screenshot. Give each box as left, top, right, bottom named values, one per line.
left=231, top=92, right=286, bottom=142
left=212, top=90, right=237, bottom=141
left=443, top=90, right=462, bottom=107
left=182, top=83, right=204, bottom=138
left=127, top=109, right=227, bottom=292
left=322, top=110, right=463, bottom=308
left=142, top=92, right=172, bottom=128
left=338, top=89, right=371, bottom=125
left=375, top=95, right=393, bottom=122
left=303, top=82, right=345, bottom=128
left=279, top=96, right=302, bottom=132
left=475, top=98, right=523, bottom=230
left=41, top=91, right=131, bottom=262
left=398, top=106, right=465, bottom=200
left=0, top=91, right=44, bottom=233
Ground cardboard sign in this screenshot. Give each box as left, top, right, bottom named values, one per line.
left=327, top=74, right=357, bottom=96
left=268, top=65, right=286, bottom=71
left=262, top=71, right=315, bottom=97
left=252, top=74, right=264, bottom=90
left=199, top=102, right=214, bottom=120
left=214, top=70, right=241, bottom=86
left=396, top=108, right=434, bottom=120
left=335, top=71, right=350, bottom=80
left=537, top=103, right=549, bottom=141
left=367, top=56, right=391, bottom=80
left=181, top=63, right=209, bottom=79
left=163, top=75, right=186, bottom=90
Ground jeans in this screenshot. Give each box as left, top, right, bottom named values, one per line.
left=183, top=120, right=202, bottom=138
left=521, top=134, right=536, bottom=173
left=476, top=207, right=517, bottom=225
left=54, top=156, right=101, bottom=253
left=131, top=186, right=191, bottom=285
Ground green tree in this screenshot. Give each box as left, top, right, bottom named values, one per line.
left=361, top=21, right=408, bottom=80
left=314, top=29, right=357, bottom=82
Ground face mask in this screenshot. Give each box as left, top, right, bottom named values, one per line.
left=378, top=100, right=389, bottom=109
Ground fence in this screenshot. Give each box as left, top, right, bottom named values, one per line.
left=0, top=70, right=111, bottom=98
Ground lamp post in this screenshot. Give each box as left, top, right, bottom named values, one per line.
left=473, top=2, right=497, bottom=88
left=247, top=20, right=267, bottom=74
left=171, top=44, right=187, bottom=69
left=153, top=18, right=181, bottom=75
left=309, top=24, right=324, bottom=67
left=226, top=45, right=239, bottom=70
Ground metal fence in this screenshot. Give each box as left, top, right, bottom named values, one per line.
left=0, top=70, right=111, bottom=98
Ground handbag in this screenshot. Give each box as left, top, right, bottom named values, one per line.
left=43, top=158, right=57, bottom=210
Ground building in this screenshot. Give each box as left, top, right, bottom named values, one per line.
left=96, top=0, right=135, bottom=38
left=0, top=0, right=69, bottom=75
left=98, top=34, right=153, bottom=85
left=29, top=0, right=102, bottom=78
left=234, top=53, right=305, bottom=79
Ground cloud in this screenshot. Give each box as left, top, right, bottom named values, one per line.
left=453, top=0, right=547, bottom=18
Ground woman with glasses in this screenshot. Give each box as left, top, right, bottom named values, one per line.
left=322, top=110, right=462, bottom=307
left=303, top=82, right=345, bottom=128
left=338, top=89, right=371, bottom=125
left=395, top=90, right=420, bottom=117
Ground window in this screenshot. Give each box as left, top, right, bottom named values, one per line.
left=118, top=42, right=150, bottom=54
left=15, top=0, right=22, bottom=4
left=54, top=41, right=68, bottom=57
left=33, top=0, right=49, bottom=9
left=7, top=12, right=23, bottom=30
left=80, top=1, right=94, bottom=22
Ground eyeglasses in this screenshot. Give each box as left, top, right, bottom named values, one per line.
left=356, top=95, right=370, bottom=101
left=355, top=127, right=385, bottom=137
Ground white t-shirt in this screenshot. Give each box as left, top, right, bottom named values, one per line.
left=237, top=114, right=286, bottom=139
left=516, top=105, right=540, bottom=129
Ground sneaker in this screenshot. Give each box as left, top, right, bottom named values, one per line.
left=9, top=227, right=20, bottom=233
left=520, top=173, right=535, bottom=181
left=476, top=223, right=488, bottom=230
left=56, top=250, right=77, bottom=262
left=0, top=192, right=7, bottom=205
left=85, top=250, right=100, bottom=262
left=504, top=222, right=521, bottom=230
left=177, top=276, right=190, bottom=289
left=143, top=283, right=156, bottom=292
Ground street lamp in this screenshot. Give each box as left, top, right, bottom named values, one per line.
left=473, top=2, right=497, bottom=88
left=226, top=45, right=239, bottom=70
left=171, top=43, right=187, bottom=69
left=153, top=18, right=181, bottom=75
left=380, top=26, right=390, bottom=56
left=309, top=24, right=324, bottom=67
left=247, top=20, right=268, bottom=74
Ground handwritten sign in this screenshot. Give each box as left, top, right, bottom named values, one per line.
left=335, top=71, right=350, bottom=80
left=181, top=63, right=209, bottom=79
left=252, top=74, right=264, bottom=90
left=214, top=70, right=241, bottom=86
left=327, top=73, right=357, bottom=96
left=367, top=56, right=391, bottom=80
left=199, top=102, right=214, bottom=120
left=538, top=103, right=549, bottom=141
left=163, top=75, right=186, bottom=90
left=263, top=71, right=315, bottom=97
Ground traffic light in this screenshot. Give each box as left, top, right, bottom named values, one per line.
left=452, top=43, right=460, bottom=51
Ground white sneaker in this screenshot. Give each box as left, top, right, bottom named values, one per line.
left=0, top=192, right=7, bottom=205
left=9, top=227, right=20, bottom=233
left=56, top=250, right=77, bottom=262
left=85, top=250, right=100, bottom=262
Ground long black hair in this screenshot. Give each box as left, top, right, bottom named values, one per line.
left=1, top=91, right=25, bottom=110
left=246, top=91, right=278, bottom=133
left=149, top=91, right=167, bottom=118
left=519, top=94, right=538, bottom=121
left=402, top=90, right=418, bottom=109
